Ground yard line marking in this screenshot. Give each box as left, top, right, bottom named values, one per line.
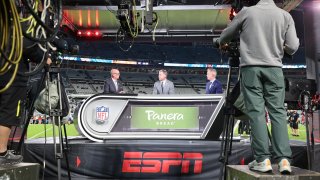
left=29, top=126, right=53, bottom=139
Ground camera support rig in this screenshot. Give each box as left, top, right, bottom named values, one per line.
left=218, top=57, right=240, bottom=180
left=16, top=59, right=71, bottom=180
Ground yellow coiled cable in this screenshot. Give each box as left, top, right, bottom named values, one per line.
left=0, top=0, right=23, bottom=93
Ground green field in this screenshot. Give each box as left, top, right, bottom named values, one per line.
left=27, top=124, right=79, bottom=139
left=27, top=123, right=307, bottom=142
left=234, top=124, right=307, bottom=141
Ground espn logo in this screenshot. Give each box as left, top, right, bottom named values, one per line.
left=122, top=152, right=203, bottom=174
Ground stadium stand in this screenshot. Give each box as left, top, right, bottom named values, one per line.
left=65, top=69, right=89, bottom=80
left=184, top=75, right=206, bottom=85
left=127, top=86, right=154, bottom=94
left=175, top=87, right=198, bottom=94
left=91, top=83, right=104, bottom=93
left=26, top=65, right=305, bottom=116
left=31, top=65, right=305, bottom=98
left=86, top=70, right=108, bottom=80
left=71, top=82, right=95, bottom=94
left=120, top=73, right=154, bottom=83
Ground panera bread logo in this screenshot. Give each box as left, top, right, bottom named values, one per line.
left=145, top=110, right=184, bottom=121
left=131, top=106, right=199, bottom=129
left=145, top=110, right=184, bottom=125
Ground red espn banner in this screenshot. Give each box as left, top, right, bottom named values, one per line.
left=122, top=152, right=203, bottom=174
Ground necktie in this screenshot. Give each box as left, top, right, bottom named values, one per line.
left=209, top=81, right=214, bottom=89
left=115, top=81, right=118, bottom=92
left=161, top=81, right=164, bottom=93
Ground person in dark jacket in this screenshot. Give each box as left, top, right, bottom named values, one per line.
left=205, top=68, right=223, bottom=94
left=103, top=68, right=124, bottom=94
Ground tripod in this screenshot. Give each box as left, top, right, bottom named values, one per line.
left=16, top=64, right=71, bottom=180
left=300, top=91, right=315, bottom=170
left=219, top=57, right=239, bottom=180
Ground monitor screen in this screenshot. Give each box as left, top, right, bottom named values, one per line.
left=111, top=100, right=218, bottom=132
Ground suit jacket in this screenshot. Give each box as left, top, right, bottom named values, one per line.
left=152, top=80, right=175, bottom=95
left=103, top=78, right=123, bottom=94
left=206, top=80, right=223, bottom=94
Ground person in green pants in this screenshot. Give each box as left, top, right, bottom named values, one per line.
left=217, top=0, right=299, bottom=174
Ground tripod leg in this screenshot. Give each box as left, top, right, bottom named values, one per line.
left=219, top=114, right=230, bottom=180
left=220, top=111, right=232, bottom=161
left=305, top=114, right=312, bottom=171
left=311, top=112, right=315, bottom=147
left=228, top=116, right=235, bottom=155
left=63, top=124, right=71, bottom=180
left=223, top=115, right=234, bottom=179
left=16, top=71, right=47, bottom=153
left=223, top=116, right=231, bottom=159
left=219, top=115, right=228, bottom=161
left=57, top=69, right=64, bottom=157
left=219, top=62, right=238, bottom=180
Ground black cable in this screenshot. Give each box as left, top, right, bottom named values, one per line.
left=116, top=28, right=135, bottom=52
left=19, top=0, right=63, bottom=76
left=18, top=54, right=46, bottom=77
left=21, top=0, right=62, bottom=43
left=23, top=30, right=56, bottom=43
left=298, top=91, right=311, bottom=110
left=17, top=39, right=47, bottom=77
left=21, top=0, right=54, bottom=33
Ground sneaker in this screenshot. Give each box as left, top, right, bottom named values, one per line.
left=278, top=159, right=292, bottom=174
left=0, top=150, right=23, bottom=166
left=248, top=159, right=272, bottom=172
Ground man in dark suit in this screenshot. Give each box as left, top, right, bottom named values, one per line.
left=103, top=68, right=124, bottom=94
left=205, top=68, right=223, bottom=94
left=152, top=69, right=175, bottom=95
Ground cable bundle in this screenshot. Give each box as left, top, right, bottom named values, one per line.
left=0, top=0, right=23, bottom=93
left=0, top=0, right=63, bottom=93
left=21, top=0, right=62, bottom=44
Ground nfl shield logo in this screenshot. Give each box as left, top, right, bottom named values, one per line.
left=95, top=106, right=109, bottom=125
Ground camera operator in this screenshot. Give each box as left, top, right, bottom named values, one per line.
left=217, top=0, right=299, bottom=174
left=0, top=27, right=52, bottom=165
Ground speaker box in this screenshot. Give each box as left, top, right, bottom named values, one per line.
left=285, top=78, right=316, bottom=109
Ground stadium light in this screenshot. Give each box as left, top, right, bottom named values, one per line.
left=77, top=30, right=102, bottom=38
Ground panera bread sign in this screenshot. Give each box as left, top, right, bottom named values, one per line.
left=131, top=106, right=199, bottom=129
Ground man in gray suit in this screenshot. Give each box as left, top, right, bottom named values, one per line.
left=103, top=68, right=124, bottom=94
left=152, top=69, right=175, bottom=95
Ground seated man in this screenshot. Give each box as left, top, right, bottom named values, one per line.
left=103, top=68, right=124, bottom=94
left=205, top=68, right=223, bottom=94
left=152, top=69, right=175, bottom=95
